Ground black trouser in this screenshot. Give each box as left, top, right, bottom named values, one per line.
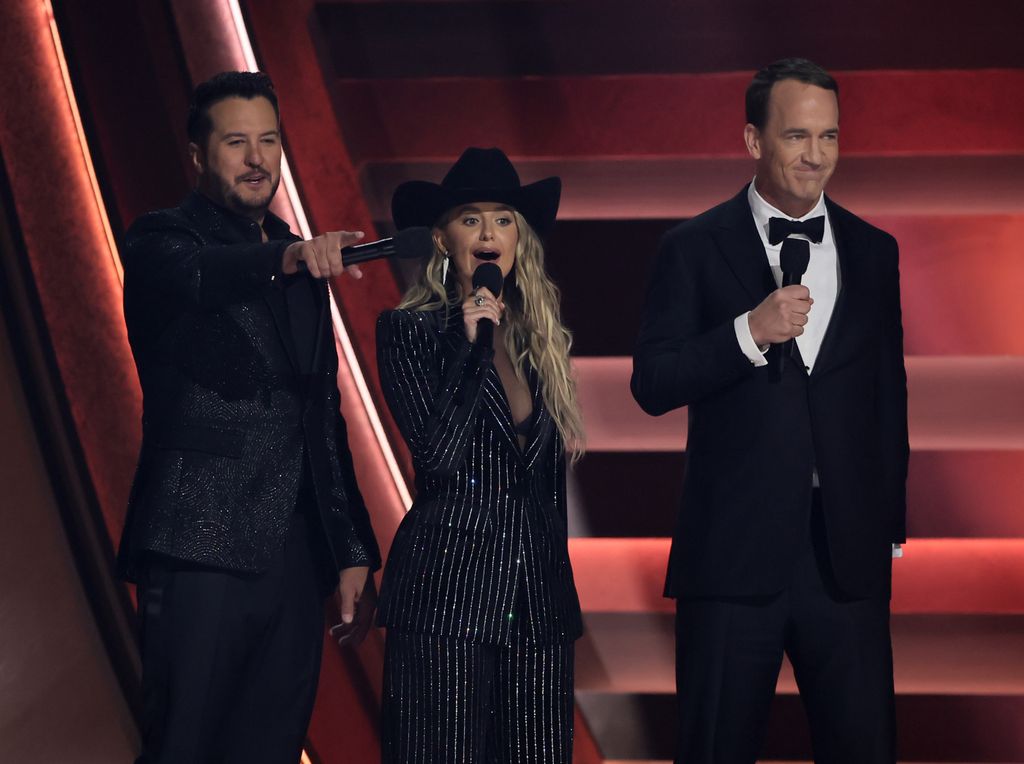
left=674, top=491, right=896, bottom=764
left=135, top=514, right=325, bottom=764
left=381, top=630, right=575, bottom=763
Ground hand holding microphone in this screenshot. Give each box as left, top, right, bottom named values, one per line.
left=464, top=262, right=504, bottom=346
left=282, top=226, right=433, bottom=279
left=747, top=238, right=813, bottom=347
left=282, top=230, right=363, bottom=279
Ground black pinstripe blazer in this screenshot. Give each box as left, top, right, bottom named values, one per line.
left=375, top=307, right=583, bottom=645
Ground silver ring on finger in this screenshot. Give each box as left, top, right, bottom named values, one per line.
left=474, top=295, right=486, bottom=307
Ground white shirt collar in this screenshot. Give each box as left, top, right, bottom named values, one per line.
left=747, top=179, right=828, bottom=248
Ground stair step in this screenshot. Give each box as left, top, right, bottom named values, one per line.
left=337, top=70, right=1024, bottom=163
left=569, top=538, right=1024, bottom=615
left=578, top=693, right=1024, bottom=761
left=576, top=613, right=1024, bottom=696
left=367, top=155, right=1024, bottom=222
left=318, top=0, right=1023, bottom=79
left=574, top=357, right=1024, bottom=452
left=569, top=451, right=1024, bottom=539
left=534, top=216, right=1024, bottom=359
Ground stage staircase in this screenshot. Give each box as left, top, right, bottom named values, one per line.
left=255, top=1, right=1024, bottom=759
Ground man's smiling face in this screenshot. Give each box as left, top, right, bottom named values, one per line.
left=191, top=95, right=281, bottom=221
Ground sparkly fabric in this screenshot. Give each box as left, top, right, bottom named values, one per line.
left=381, top=631, right=574, bottom=763
left=117, top=191, right=380, bottom=583
left=375, top=307, right=583, bottom=646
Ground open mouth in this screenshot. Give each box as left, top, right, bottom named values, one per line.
left=473, top=250, right=500, bottom=261
left=241, top=174, right=268, bottom=186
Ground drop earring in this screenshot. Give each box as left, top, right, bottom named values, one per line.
left=441, top=251, right=450, bottom=283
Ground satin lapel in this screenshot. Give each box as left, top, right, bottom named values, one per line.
left=711, top=190, right=777, bottom=306
left=262, top=282, right=301, bottom=375
left=810, top=198, right=854, bottom=377
left=309, top=280, right=329, bottom=373
left=522, top=366, right=554, bottom=471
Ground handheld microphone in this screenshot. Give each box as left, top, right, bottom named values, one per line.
left=297, top=226, right=433, bottom=273
left=778, top=238, right=811, bottom=376
left=341, top=226, right=433, bottom=265
left=471, top=262, right=504, bottom=349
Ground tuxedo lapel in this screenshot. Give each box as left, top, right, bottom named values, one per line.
left=712, top=190, right=778, bottom=306
left=811, top=198, right=863, bottom=377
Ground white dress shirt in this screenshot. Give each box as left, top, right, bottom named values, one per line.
left=733, top=180, right=839, bottom=373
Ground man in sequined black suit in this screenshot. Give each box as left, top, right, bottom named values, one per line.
left=117, top=72, right=380, bottom=764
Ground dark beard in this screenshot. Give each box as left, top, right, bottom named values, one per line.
left=200, top=173, right=280, bottom=221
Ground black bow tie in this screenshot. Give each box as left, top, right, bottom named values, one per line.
left=768, top=216, right=825, bottom=245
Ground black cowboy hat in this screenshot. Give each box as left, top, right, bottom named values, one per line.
left=391, top=147, right=561, bottom=234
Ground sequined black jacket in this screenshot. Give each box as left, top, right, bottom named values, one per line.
left=117, top=191, right=380, bottom=585
left=376, top=307, right=583, bottom=645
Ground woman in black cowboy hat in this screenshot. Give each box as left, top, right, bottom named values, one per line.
left=375, top=147, right=584, bottom=762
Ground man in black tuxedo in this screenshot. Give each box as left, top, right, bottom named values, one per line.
left=117, top=71, right=380, bottom=763
left=632, top=59, right=908, bottom=763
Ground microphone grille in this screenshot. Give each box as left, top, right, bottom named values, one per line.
left=780, top=238, right=811, bottom=275
left=471, top=262, right=504, bottom=297
left=394, top=226, right=435, bottom=260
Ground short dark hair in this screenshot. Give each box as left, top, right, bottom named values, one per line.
left=186, top=71, right=279, bottom=148
left=745, top=58, right=838, bottom=129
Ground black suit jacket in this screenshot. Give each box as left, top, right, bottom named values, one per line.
left=117, top=191, right=380, bottom=586
left=631, top=186, right=908, bottom=600
left=375, top=307, right=582, bottom=645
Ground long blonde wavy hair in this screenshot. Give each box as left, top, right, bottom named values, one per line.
left=397, top=210, right=584, bottom=460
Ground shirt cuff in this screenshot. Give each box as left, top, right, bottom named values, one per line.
left=734, top=312, right=769, bottom=367
left=892, top=543, right=903, bottom=559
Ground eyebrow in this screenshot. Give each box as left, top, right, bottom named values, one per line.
left=221, top=130, right=280, bottom=139
left=781, top=127, right=839, bottom=136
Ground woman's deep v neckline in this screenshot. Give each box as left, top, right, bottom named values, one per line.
left=492, top=357, right=535, bottom=452
left=495, top=378, right=534, bottom=452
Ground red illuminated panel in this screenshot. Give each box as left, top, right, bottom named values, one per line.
left=569, top=537, right=1024, bottom=615
left=332, top=70, right=1024, bottom=162
left=575, top=356, right=1024, bottom=452
left=876, top=215, right=1024, bottom=356
left=0, top=0, right=140, bottom=539
left=363, top=155, right=1024, bottom=222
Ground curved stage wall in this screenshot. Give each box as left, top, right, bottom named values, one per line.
left=0, top=0, right=1021, bottom=762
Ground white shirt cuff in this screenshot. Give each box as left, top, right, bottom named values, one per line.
left=734, top=312, right=769, bottom=367
left=892, top=543, right=903, bottom=558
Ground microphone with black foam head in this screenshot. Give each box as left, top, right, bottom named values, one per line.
left=297, top=226, right=434, bottom=273
left=470, top=262, right=504, bottom=349
left=777, top=237, right=811, bottom=376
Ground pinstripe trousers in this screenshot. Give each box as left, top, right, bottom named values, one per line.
left=381, top=629, right=575, bottom=763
